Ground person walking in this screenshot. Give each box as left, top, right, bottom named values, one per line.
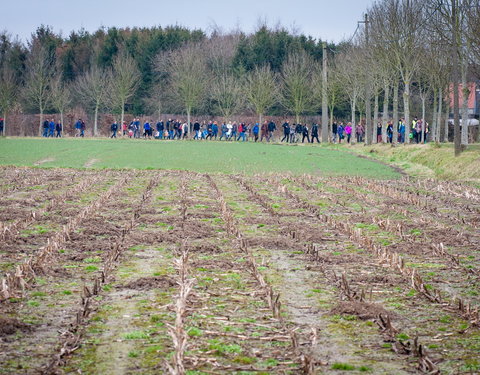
left=337, top=122, right=344, bottom=143
left=387, top=122, right=394, bottom=143
left=294, top=123, right=302, bottom=143
left=212, top=121, right=219, bottom=139
left=237, top=123, right=246, bottom=141
left=345, top=122, right=352, bottom=143
left=355, top=123, right=365, bottom=143
left=55, top=121, right=62, bottom=137
left=281, top=121, right=290, bottom=142
left=260, top=121, right=268, bottom=142
left=80, top=120, right=86, bottom=137
left=398, top=120, right=405, bottom=143
left=111, top=121, right=118, bottom=138
left=156, top=120, right=164, bottom=139
left=122, top=121, right=128, bottom=136
left=267, top=120, right=276, bottom=142
left=376, top=122, right=382, bottom=143
left=144, top=120, right=152, bottom=138
left=289, top=123, right=296, bottom=143
left=48, top=119, right=55, bottom=137
left=0, top=118, right=4, bottom=136
left=302, top=124, right=310, bottom=143
left=231, top=122, right=238, bottom=140
left=74, top=118, right=82, bottom=137
left=42, top=119, right=49, bottom=137
left=311, top=123, right=320, bottom=143
left=332, top=121, right=338, bottom=143
left=193, top=121, right=201, bottom=140
left=252, top=123, right=259, bottom=142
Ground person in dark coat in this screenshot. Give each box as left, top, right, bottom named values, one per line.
left=55, top=121, right=62, bottom=137
left=267, top=120, right=276, bottom=142
left=311, top=123, right=320, bottom=143
left=302, top=124, right=310, bottom=143
left=111, top=121, right=118, bottom=138
left=281, top=121, right=290, bottom=142
left=42, top=119, right=49, bottom=137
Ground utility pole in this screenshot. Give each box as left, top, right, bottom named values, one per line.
left=322, top=42, right=329, bottom=143
left=364, top=13, right=372, bottom=145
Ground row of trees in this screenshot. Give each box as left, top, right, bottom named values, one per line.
left=0, top=24, right=332, bottom=136
left=328, top=0, right=480, bottom=154
left=1, top=2, right=479, bottom=154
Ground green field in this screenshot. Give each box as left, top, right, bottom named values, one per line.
left=0, top=137, right=400, bottom=178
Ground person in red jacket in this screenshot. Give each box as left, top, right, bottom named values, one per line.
left=260, top=121, right=268, bottom=142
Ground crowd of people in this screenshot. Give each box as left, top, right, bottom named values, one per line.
left=374, top=117, right=430, bottom=144
left=36, top=116, right=430, bottom=144
left=42, top=118, right=64, bottom=138
left=106, top=118, right=325, bottom=143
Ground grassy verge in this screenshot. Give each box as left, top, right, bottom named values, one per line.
left=0, top=137, right=400, bottom=179
left=341, top=142, right=480, bottom=184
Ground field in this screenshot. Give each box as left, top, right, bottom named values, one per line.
left=0, top=141, right=480, bottom=374
left=0, top=138, right=400, bottom=178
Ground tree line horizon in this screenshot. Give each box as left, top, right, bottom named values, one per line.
left=0, top=0, right=479, bottom=153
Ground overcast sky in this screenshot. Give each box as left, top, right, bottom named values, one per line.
left=3, top=0, right=375, bottom=43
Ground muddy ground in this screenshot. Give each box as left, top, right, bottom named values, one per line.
left=0, top=167, right=479, bottom=374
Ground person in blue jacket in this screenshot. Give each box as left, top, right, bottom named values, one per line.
left=212, top=121, right=219, bottom=139
left=48, top=119, right=55, bottom=137
left=252, top=123, right=259, bottom=142
left=144, top=121, right=152, bottom=138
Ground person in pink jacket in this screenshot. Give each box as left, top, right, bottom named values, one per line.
left=345, top=122, right=352, bottom=143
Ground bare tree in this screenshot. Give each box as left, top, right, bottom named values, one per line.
left=326, top=64, right=344, bottom=137
left=211, top=73, right=244, bottom=122
left=0, top=66, right=17, bottom=135
left=157, top=42, right=209, bottom=127
left=51, top=74, right=71, bottom=131
left=335, top=47, right=363, bottom=138
left=22, top=44, right=54, bottom=135
left=204, top=35, right=244, bottom=121
left=143, top=82, right=171, bottom=121
left=369, top=0, right=426, bottom=145
left=244, top=64, right=278, bottom=125
left=280, top=51, right=318, bottom=124
left=108, top=50, right=141, bottom=126
left=75, top=66, right=108, bottom=136
left=426, top=0, right=473, bottom=154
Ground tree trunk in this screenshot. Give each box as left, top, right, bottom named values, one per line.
left=121, top=105, right=125, bottom=136
left=403, top=80, right=411, bottom=144
left=373, top=93, right=379, bottom=144
left=60, top=111, right=64, bottom=136
left=351, top=97, right=356, bottom=127
left=39, top=110, right=44, bottom=137
left=431, top=90, right=438, bottom=143
left=437, top=88, right=443, bottom=143
left=296, top=113, right=300, bottom=125
left=452, top=3, right=461, bottom=156
left=2, top=111, right=6, bottom=136
left=365, top=86, right=372, bottom=145
left=421, top=96, right=426, bottom=144
left=187, top=109, right=191, bottom=136
left=444, top=99, right=450, bottom=143
left=393, top=81, right=399, bottom=145
left=382, top=84, right=389, bottom=143
left=259, top=113, right=263, bottom=126
left=461, top=61, right=469, bottom=147
left=322, top=43, right=328, bottom=143
left=94, top=105, right=99, bottom=136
